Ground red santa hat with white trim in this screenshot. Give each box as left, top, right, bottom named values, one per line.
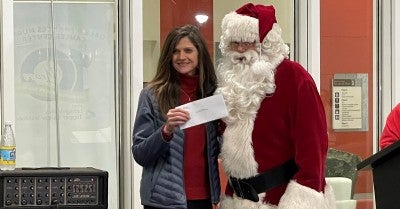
left=219, top=3, right=281, bottom=55
left=219, top=3, right=290, bottom=83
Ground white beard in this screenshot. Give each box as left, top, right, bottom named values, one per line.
left=216, top=50, right=277, bottom=178
left=216, top=50, right=276, bottom=125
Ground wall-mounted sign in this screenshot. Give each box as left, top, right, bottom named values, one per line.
left=332, top=74, right=368, bottom=131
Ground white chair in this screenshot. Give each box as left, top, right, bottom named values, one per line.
left=326, top=177, right=356, bottom=209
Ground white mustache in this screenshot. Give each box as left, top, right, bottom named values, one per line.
left=229, top=50, right=259, bottom=64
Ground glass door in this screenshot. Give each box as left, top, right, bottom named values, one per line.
left=12, top=0, right=119, bottom=208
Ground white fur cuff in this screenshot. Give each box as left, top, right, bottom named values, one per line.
left=220, top=194, right=277, bottom=209
left=278, top=180, right=336, bottom=209
left=219, top=181, right=336, bottom=209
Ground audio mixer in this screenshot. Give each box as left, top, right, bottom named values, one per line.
left=0, top=167, right=108, bottom=209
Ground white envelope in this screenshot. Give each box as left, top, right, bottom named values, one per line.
left=177, top=94, right=228, bottom=129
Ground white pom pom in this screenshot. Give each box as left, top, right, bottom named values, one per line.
left=251, top=60, right=271, bottom=76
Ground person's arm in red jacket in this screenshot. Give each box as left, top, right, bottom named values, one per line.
left=380, top=103, right=400, bottom=149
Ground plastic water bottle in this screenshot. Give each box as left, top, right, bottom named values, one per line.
left=0, top=121, right=16, bottom=170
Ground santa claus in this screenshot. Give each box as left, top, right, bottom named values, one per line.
left=216, top=3, right=336, bottom=209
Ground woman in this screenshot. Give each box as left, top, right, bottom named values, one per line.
left=132, top=25, right=221, bottom=209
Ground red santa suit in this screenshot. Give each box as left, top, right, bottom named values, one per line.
left=216, top=3, right=336, bottom=209
left=380, top=103, right=400, bottom=149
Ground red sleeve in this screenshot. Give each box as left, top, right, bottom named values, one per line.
left=161, top=125, right=173, bottom=141
left=291, top=72, right=328, bottom=192
left=380, top=103, right=400, bottom=149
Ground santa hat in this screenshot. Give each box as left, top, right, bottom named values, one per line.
left=220, top=3, right=277, bottom=53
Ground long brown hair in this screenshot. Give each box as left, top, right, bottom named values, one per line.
left=147, top=25, right=217, bottom=116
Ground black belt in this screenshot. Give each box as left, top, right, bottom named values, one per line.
left=228, top=159, right=298, bottom=202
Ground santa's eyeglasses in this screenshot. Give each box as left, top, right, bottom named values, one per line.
left=229, top=41, right=256, bottom=50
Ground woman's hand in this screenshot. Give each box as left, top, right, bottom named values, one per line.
left=163, top=108, right=190, bottom=134
left=212, top=203, right=220, bottom=209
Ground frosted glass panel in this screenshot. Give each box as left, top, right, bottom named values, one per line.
left=13, top=1, right=118, bottom=208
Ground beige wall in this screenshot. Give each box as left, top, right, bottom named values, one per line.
left=143, top=0, right=160, bottom=82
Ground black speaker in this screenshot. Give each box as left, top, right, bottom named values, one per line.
left=0, top=167, right=108, bottom=209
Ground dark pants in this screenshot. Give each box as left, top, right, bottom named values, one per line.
left=144, top=199, right=212, bottom=209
